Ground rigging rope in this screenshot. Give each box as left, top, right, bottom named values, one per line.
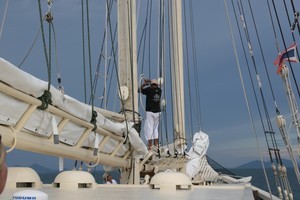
left=137, top=0, right=170, bottom=148
left=246, top=0, right=279, bottom=110
left=37, top=0, right=53, bottom=110
left=158, top=0, right=164, bottom=79
left=269, top=0, right=300, bottom=99
left=49, top=22, right=64, bottom=93
left=188, top=0, right=202, bottom=132
left=238, top=0, right=285, bottom=195
left=147, top=0, right=153, bottom=76
left=182, top=0, right=194, bottom=141
left=268, top=0, right=300, bottom=189
left=235, top=0, right=295, bottom=197
left=225, top=0, right=274, bottom=197
left=38, top=0, right=51, bottom=90
left=167, top=0, right=175, bottom=150
left=18, top=18, right=42, bottom=68
left=81, top=0, right=87, bottom=103
left=107, top=0, right=130, bottom=140
left=244, top=6, right=296, bottom=193
left=0, top=0, right=9, bottom=40
left=157, top=0, right=167, bottom=147
left=236, top=0, right=297, bottom=197
left=91, top=0, right=116, bottom=109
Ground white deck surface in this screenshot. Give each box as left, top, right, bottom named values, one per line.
left=1, top=183, right=256, bottom=200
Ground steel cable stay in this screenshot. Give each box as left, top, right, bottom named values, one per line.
left=50, top=21, right=64, bottom=94
left=240, top=2, right=298, bottom=195
left=238, top=0, right=292, bottom=198
left=97, top=0, right=120, bottom=111
left=18, top=15, right=43, bottom=69
left=167, top=0, right=181, bottom=155
left=270, top=0, right=300, bottom=142
left=0, top=0, right=9, bottom=40
left=75, top=0, right=120, bottom=170
left=141, top=11, right=168, bottom=159
left=278, top=67, right=300, bottom=185
left=270, top=0, right=300, bottom=99
left=182, top=0, right=194, bottom=143
left=90, top=0, right=118, bottom=110
left=98, top=24, right=118, bottom=110
left=229, top=0, right=274, bottom=197
left=249, top=0, right=299, bottom=197
left=268, top=0, right=300, bottom=186
left=166, top=0, right=176, bottom=151
left=232, top=0, right=294, bottom=198
left=75, top=0, right=100, bottom=169
left=75, top=0, right=138, bottom=171
left=73, top=0, right=87, bottom=170
left=136, top=0, right=151, bottom=114
left=147, top=0, right=153, bottom=77
left=188, top=0, right=202, bottom=134
left=158, top=0, right=167, bottom=150
left=182, top=0, right=203, bottom=142
left=281, top=0, right=300, bottom=91
left=136, top=0, right=151, bottom=115
left=137, top=0, right=188, bottom=156
left=37, top=0, right=51, bottom=91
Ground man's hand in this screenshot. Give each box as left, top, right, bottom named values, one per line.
left=144, top=79, right=151, bottom=84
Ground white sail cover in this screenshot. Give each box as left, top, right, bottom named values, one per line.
left=0, top=58, right=147, bottom=158
left=186, top=130, right=215, bottom=179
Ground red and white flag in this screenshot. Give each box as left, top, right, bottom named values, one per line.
left=274, top=43, right=299, bottom=74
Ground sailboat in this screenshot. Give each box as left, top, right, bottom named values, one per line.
left=0, top=0, right=299, bottom=199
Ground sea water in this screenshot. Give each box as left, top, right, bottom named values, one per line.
left=231, top=168, right=300, bottom=199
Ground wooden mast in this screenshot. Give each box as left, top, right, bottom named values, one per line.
left=118, top=0, right=138, bottom=122
left=170, top=0, right=186, bottom=151
left=117, top=0, right=140, bottom=184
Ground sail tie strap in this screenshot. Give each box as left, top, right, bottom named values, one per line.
left=52, top=116, right=59, bottom=144
left=93, top=132, right=100, bottom=156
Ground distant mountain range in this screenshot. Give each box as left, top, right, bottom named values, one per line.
left=30, top=164, right=60, bottom=173
left=12, top=158, right=299, bottom=174
left=235, top=159, right=299, bottom=169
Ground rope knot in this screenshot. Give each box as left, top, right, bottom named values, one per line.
left=38, top=90, right=52, bottom=110
left=90, top=110, right=98, bottom=131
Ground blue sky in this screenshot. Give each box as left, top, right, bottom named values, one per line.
left=0, top=0, right=300, bottom=170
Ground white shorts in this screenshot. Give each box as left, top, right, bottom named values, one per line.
left=144, top=111, right=161, bottom=140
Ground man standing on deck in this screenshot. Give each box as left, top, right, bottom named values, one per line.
left=139, top=79, right=162, bottom=151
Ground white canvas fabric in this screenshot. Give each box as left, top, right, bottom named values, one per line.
left=186, top=131, right=211, bottom=179
left=0, top=58, right=147, bottom=158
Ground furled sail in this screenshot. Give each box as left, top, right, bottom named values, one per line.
left=0, top=58, right=147, bottom=165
